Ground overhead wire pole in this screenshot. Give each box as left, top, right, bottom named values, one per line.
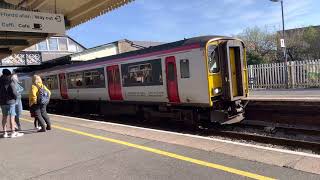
left=270, top=0, right=288, bottom=88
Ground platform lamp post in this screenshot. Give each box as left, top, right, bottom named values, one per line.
left=270, top=0, right=289, bottom=88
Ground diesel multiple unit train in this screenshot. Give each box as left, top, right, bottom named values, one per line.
left=20, top=36, right=249, bottom=126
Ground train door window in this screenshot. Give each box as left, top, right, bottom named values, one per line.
left=114, top=68, right=121, bottom=84
left=207, top=45, right=219, bottom=73
left=180, top=59, right=190, bottom=78
left=167, top=63, right=175, bottom=80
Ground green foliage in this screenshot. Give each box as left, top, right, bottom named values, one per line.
left=237, top=25, right=320, bottom=64
left=247, top=51, right=267, bottom=65
left=303, top=27, right=320, bottom=59
left=237, top=26, right=277, bottom=65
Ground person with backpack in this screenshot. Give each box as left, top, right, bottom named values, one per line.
left=0, top=69, right=24, bottom=138
left=11, top=73, right=24, bottom=131
left=29, top=75, right=51, bottom=132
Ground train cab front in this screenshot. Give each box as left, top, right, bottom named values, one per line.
left=206, top=38, right=249, bottom=124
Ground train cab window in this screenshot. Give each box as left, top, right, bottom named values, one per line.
left=180, top=59, right=190, bottom=78
left=208, top=45, right=219, bottom=73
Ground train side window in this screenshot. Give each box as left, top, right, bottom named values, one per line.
left=83, top=68, right=105, bottom=88
left=67, top=72, right=84, bottom=89
left=75, top=73, right=83, bottom=87
left=180, top=59, right=190, bottom=78
left=121, top=59, right=163, bottom=87
left=43, top=75, right=58, bottom=89
left=84, top=72, right=93, bottom=86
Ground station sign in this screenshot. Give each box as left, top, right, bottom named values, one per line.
left=0, top=9, right=65, bottom=34
left=280, top=38, right=285, bottom=48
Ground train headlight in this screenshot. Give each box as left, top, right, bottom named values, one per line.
left=213, top=87, right=222, bottom=95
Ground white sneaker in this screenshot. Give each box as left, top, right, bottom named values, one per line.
left=10, top=132, right=24, bottom=138
left=37, top=127, right=42, bottom=130
left=3, top=132, right=9, bottom=138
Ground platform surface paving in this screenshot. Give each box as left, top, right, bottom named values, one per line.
left=0, top=113, right=319, bottom=180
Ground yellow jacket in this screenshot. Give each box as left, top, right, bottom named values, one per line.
left=29, top=82, right=51, bottom=107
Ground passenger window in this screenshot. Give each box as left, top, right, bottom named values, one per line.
left=84, top=68, right=105, bottom=88
left=68, top=68, right=105, bottom=89
left=180, top=59, right=190, bottom=78
left=67, top=72, right=84, bottom=89
left=121, top=59, right=163, bottom=87
left=43, top=75, right=58, bottom=89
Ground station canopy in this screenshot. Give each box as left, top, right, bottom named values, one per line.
left=0, top=0, right=134, bottom=61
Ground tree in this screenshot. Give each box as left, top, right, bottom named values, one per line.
left=303, top=27, right=320, bottom=60
left=237, top=26, right=277, bottom=65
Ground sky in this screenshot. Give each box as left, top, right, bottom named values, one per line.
left=67, top=0, right=320, bottom=48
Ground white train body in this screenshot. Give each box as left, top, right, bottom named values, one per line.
left=20, top=36, right=248, bottom=125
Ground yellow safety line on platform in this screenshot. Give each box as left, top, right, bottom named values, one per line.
left=21, top=118, right=276, bottom=180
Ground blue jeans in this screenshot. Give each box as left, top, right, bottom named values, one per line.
left=1, top=104, right=16, bottom=116
left=15, top=98, right=23, bottom=130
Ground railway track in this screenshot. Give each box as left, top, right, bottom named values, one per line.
left=51, top=111, right=320, bottom=154
left=203, top=129, right=320, bottom=154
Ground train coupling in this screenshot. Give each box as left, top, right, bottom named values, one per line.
left=210, top=100, right=245, bottom=124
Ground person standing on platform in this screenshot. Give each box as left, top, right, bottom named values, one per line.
left=0, top=69, right=24, bottom=138
left=29, top=75, right=52, bottom=132
left=11, top=74, right=24, bottom=131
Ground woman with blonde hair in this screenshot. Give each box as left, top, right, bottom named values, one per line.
left=29, top=75, right=51, bottom=132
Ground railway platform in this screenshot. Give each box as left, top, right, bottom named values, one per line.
left=247, top=88, right=320, bottom=101
left=0, top=111, right=319, bottom=180
left=244, top=89, right=320, bottom=130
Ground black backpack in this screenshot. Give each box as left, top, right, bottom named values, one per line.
left=37, top=85, right=50, bottom=105
left=0, top=84, right=12, bottom=105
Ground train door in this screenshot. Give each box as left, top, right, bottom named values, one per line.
left=229, top=48, right=238, bottom=97
left=219, top=40, right=245, bottom=100
left=58, top=73, right=68, bottom=99
left=165, top=56, right=180, bottom=103
left=106, top=65, right=123, bottom=101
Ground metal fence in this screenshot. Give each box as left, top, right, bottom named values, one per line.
left=248, top=60, right=320, bottom=89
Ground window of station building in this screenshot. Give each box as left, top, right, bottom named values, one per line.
left=83, top=68, right=105, bottom=88
left=76, top=45, right=85, bottom=52
left=43, top=75, right=58, bottom=89
left=121, top=59, right=163, bottom=87
left=58, top=38, right=68, bottom=51
left=37, top=40, right=48, bottom=51
left=25, top=45, right=37, bottom=51
left=48, top=38, right=59, bottom=51
left=67, top=72, right=84, bottom=89
left=68, top=39, right=77, bottom=52
left=180, top=59, right=190, bottom=78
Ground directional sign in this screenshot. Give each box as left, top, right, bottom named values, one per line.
left=0, top=9, right=65, bottom=34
